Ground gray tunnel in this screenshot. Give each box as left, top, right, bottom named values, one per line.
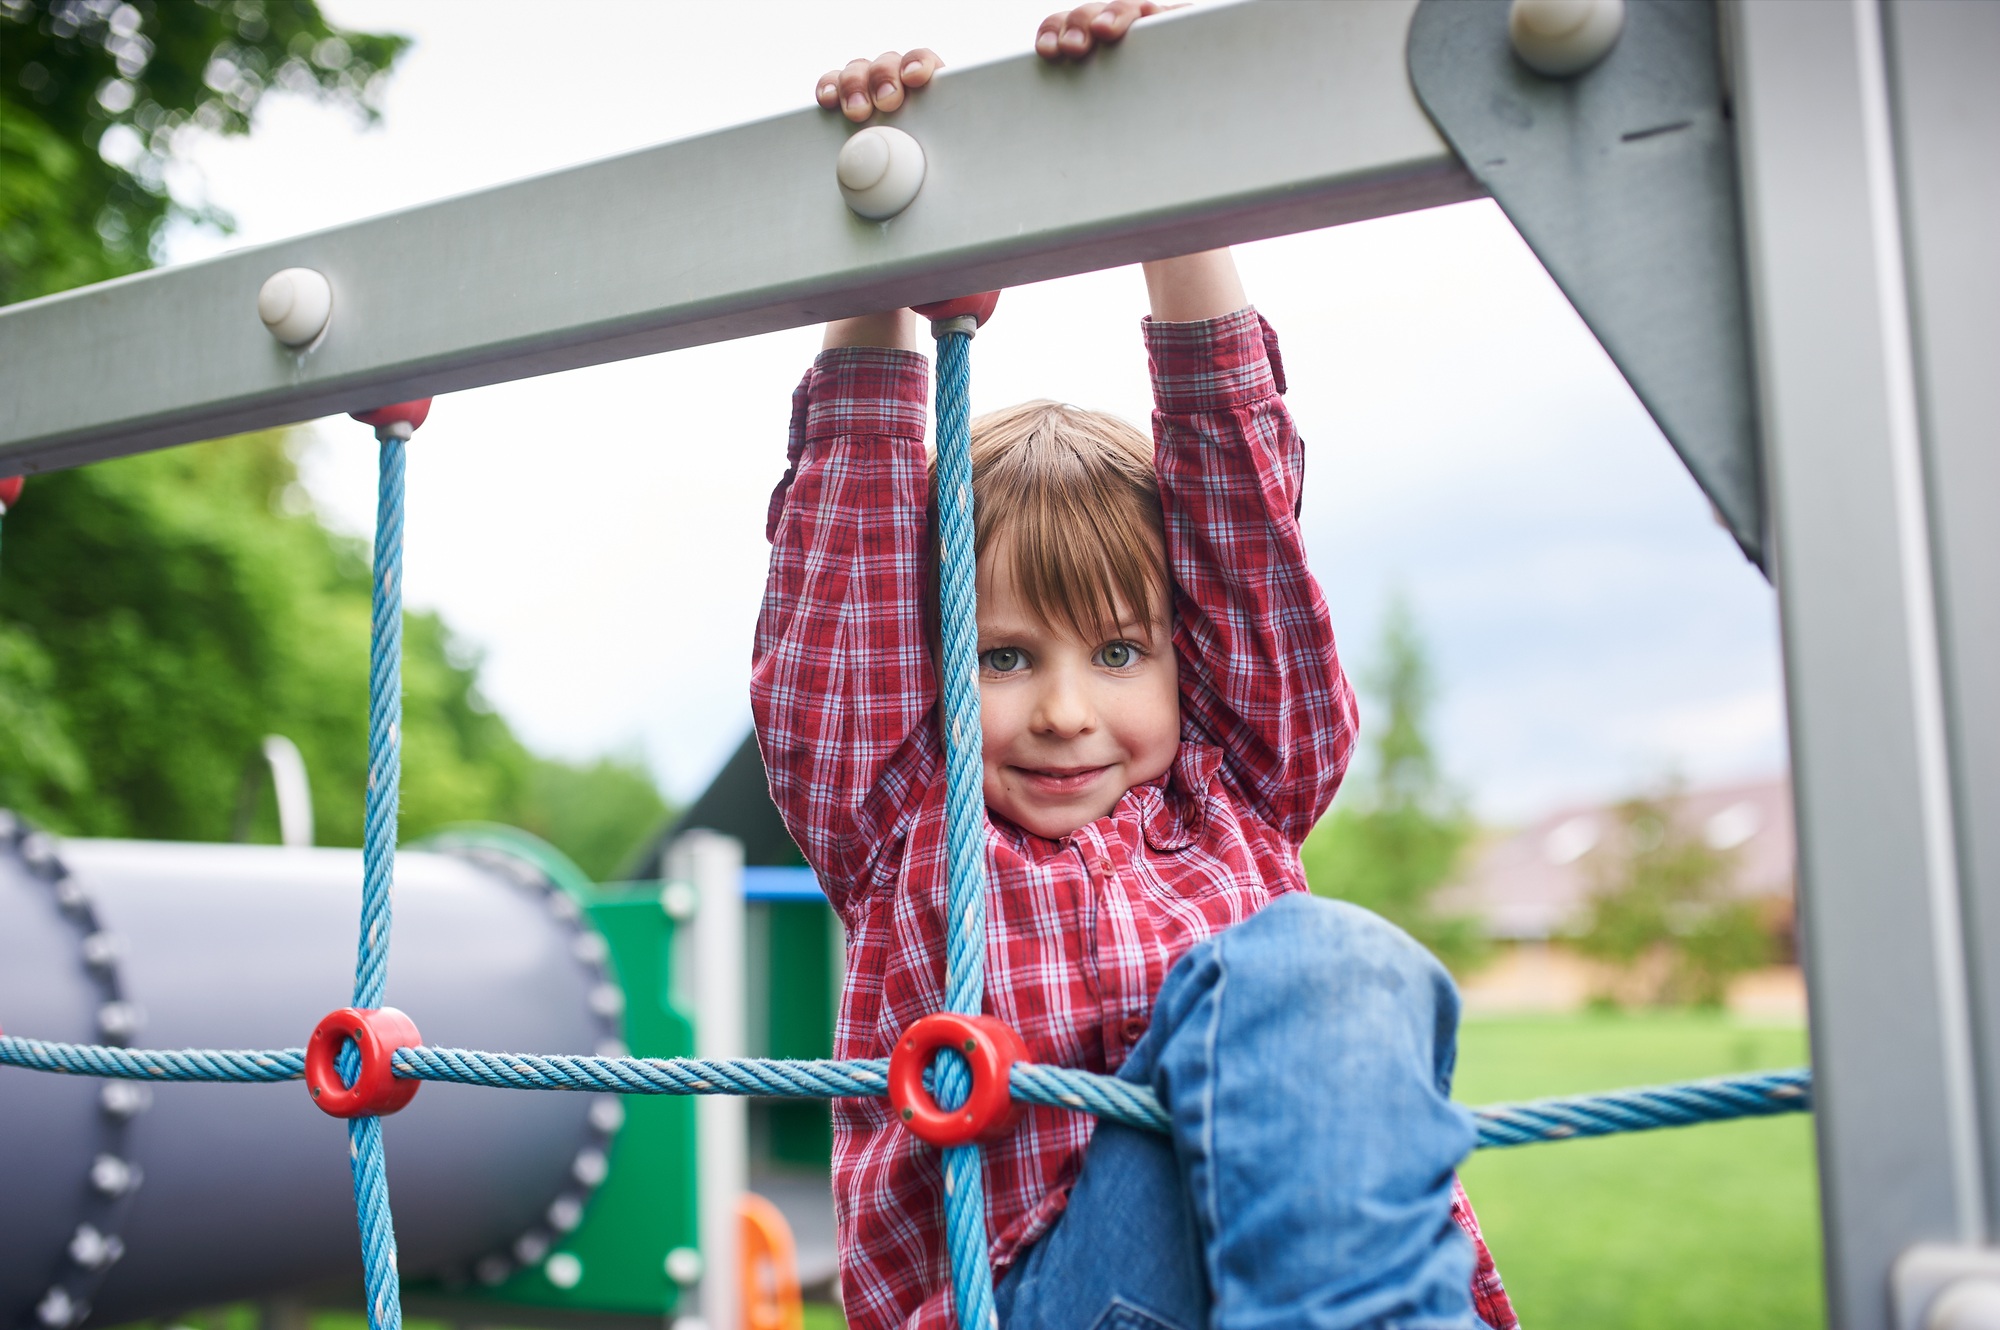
left=0, top=819, right=621, bottom=1328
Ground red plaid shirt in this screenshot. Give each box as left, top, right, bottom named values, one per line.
left=752, top=310, right=1516, bottom=1330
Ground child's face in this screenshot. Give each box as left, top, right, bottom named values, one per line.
left=974, top=539, right=1180, bottom=840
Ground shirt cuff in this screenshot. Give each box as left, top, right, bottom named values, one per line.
left=1143, top=307, right=1288, bottom=413
left=803, top=346, right=931, bottom=445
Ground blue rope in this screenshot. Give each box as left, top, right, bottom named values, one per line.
left=1469, top=1066, right=1812, bottom=1147
left=930, top=322, right=999, bottom=1330
left=0, top=1036, right=305, bottom=1081
left=356, top=435, right=403, bottom=1016
left=346, top=431, right=407, bottom=1330
left=0, top=1032, right=1811, bottom=1149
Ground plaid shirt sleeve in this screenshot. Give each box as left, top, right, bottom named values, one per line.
left=750, top=346, right=938, bottom=911
left=1145, top=309, right=1358, bottom=844
left=1453, top=1178, right=1520, bottom=1329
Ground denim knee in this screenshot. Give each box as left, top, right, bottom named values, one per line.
left=1236, top=895, right=1461, bottom=1091
left=1133, top=893, right=1464, bottom=1100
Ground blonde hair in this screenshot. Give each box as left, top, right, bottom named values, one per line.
left=929, top=400, right=1169, bottom=643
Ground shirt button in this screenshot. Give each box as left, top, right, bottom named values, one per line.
left=1121, top=1016, right=1148, bottom=1044
left=1094, top=857, right=1114, bottom=880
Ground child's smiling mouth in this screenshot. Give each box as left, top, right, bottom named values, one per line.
left=1012, top=764, right=1112, bottom=796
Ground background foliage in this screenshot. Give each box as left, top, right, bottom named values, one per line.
left=0, top=0, right=671, bottom=879
left=1571, top=789, right=1772, bottom=1006
left=0, top=430, right=670, bottom=879
left=1303, top=596, right=1485, bottom=972
left=1, top=0, right=407, bottom=303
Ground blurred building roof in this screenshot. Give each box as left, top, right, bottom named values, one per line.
left=1432, top=776, right=1794, bottom=941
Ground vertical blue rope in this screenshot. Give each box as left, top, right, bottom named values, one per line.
left=346, top=432, right=406, bottom=1330
left=357, top=436, right=404, bottom=1014
left=931, top=325, right=997, bottom=1330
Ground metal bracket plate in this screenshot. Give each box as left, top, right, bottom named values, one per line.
left=1407, top=0, right=1765, bottom=569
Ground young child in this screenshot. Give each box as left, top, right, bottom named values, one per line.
left=754, top=10, right=1517, bottom=1329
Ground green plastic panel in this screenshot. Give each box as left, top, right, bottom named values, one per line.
left=415, top=884, right=699, bottom=1318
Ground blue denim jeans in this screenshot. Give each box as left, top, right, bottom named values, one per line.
left=993, top=895, right=1483, bottom=1330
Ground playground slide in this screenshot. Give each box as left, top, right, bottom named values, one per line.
left=0, top=832, right=622, bottom=1326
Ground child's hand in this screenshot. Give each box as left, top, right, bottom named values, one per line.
left=1035, top=2, right=1182, bottom=61
left=816, top=49, right=944, bottom=124
left=813, top=2, right=1179, bottom=124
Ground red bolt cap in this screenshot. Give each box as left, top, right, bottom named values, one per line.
left=349, top=399, right=432, bottom=433
left=887, top=1012, right=1029, bottom=1148
left=0, top=477, right=23, bottom=510
left=911, top=292, right=1000, bottom=329
left=305, top=1006, right=422, bottom=1118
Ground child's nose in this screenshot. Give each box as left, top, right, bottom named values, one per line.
left=1031, top=670, right=1095, bottom=737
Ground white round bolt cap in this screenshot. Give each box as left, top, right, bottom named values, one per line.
left=664, top=1246, right=704, bottom=1286
left=544, top=1251, right=584, bottom=1289
left=838, top=125, right=926, bottom=221
left=257, top=267, right=333, bottom=346
left=1509, top=0, right=1625, bottom=77
left=660, top=879, right=698, bottom=921
left=1929, top=1279, right=2000, bottom=1330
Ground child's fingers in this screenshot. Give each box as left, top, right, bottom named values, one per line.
left=1036, top=10, right=1076, bottom=60
left=1060, top=4, right=1109, bottom=58
left=820, top=49, right=945, bottom=120
left=1038, top=1, right=1180, bottom=60
left=835, top=58, right=876, bottom=122
left=900, top=47, right=944, bottom=90
left=866, top=51, right=908, bottom=114
left=1091, top=0, right=1170, bottom=43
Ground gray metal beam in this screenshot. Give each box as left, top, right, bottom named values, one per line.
left=1883, top=0, right=2000, bottom=1234
left=0, top=0, right=1475, bottom=476
left=1728, top=1, right=1991, bottom=1325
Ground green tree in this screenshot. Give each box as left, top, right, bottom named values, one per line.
left=2, top=0, right=408, bottom=304
left=1302, top=594, right=1484, bottom=971
left=0, top=4, right=674, bottom=876
left=1573, top=787, right=1771, bottom=1007
left=0, top=432, right=673, bottom=874
left=514, top=754, right=672, bottom=883
left=0, top=430, right=510, bottom=844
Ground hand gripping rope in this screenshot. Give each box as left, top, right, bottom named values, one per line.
left=0, top=322, right=1818, bottom=1330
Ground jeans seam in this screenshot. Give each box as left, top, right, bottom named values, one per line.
left=1087, top=1294, right=1196, bottom=1330
left=1198, top=944, right=1226, bottom=1298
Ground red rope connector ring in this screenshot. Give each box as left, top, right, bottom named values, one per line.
left=304, top=1007, right=422, bottom=1118
left=913, top=292, right=1000, bottom=335
left=887, top=1012, right=1029, bottom=1148
left=349, top=399, right=433, bottom=440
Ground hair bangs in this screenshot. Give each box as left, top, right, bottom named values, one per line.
left=931, top=400, right=1168, bottom=647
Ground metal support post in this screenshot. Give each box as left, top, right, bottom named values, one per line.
left=669, top=831, right=747, bottom=1330
left=1727, top=0, right=1999, bottom=1324
left=1879, top=1, right=2000, bottom=1324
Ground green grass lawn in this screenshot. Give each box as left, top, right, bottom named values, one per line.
left=1455, top=1012, right=1822, bottom=1329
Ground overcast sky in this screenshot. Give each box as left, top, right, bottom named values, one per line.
left=160, top=0, right=1788, bottom=821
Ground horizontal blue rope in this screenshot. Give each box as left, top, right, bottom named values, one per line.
left=2, top=1033, right=1809, bottom=1149
left=0, top=1034, right=304, bottom=1081
left=1469, top=1065, right=1812, bottom=1148
left=393, top=1045, right=894, bottom=1098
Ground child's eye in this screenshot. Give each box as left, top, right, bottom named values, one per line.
left=981, top=647, right=1025, bottom=674
left=1095, top=641, right=1141, bottom=669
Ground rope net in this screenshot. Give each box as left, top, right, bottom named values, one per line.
left=0, top=329, right=1813, bottom=1330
